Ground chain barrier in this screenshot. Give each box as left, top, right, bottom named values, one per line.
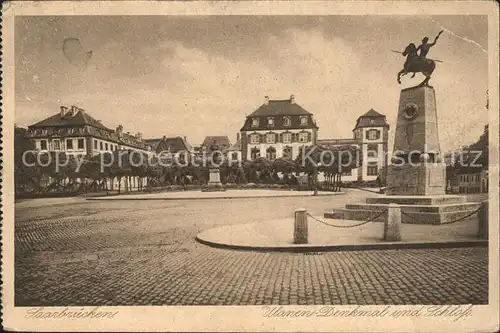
left=352, top=187, right=382, bottom=194
left=400, top=206, right=483, bottom=225
left=307, top=209, right=387, bottom=228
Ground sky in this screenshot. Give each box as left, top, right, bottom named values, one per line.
left=15, top=15, right=488, bottom=151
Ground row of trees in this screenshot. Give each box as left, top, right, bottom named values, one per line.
left=14, top=127, right=362, bottom=196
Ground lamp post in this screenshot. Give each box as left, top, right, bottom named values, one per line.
left=313, top=162, right=321, bottom=196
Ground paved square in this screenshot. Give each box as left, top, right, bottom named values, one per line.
left=15, top=191, right=488, bottom=306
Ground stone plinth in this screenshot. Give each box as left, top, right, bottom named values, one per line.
left=393, top=85, right=440, bottom=155
left=386, top=163, right=446, bottom=196
left=201, top=168, right=226, bottom=192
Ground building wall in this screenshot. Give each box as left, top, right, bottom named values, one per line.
left=359, top=126, right=388, bottom=181
left=226, top=151, right=243, bottom=164
left=450, top=170, right=488, bottom=194
left=242, top=128, right=317, bottom=160
left=34, top=136, right=88, bottom=156
left=34, top=136, right=149, bottom=156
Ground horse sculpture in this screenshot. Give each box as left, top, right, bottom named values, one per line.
left=397, top=43, right=436, bottom=87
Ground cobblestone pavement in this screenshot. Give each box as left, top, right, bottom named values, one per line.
left=15, top=192, right=488, bottom=306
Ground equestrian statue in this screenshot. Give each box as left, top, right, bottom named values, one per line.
left=396, top=30, right=444, bottom=87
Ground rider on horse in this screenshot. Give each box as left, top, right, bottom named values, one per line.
left=397, top=30, right=443, bottom=86
left=417, top=31, right=443, bottom=58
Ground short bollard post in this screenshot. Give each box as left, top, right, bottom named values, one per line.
left=477, top=201, right=488, bottom=239
left=384, top=204, right=402, bottom=241
left=294, top=208, right=308, bottom=244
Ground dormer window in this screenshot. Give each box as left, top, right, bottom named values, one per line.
left=283, top=117, right=291, bottom=127
left=252, top=118, right=259, bottom=127
left=300, top=116, right=308, bottom=125
left=267, top=117, right=275, bottom=127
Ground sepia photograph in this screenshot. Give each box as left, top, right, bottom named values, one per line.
left=2, top=1, right=499, bottom=332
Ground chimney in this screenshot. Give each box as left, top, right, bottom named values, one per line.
left=236, top=133, right=240, bottom=141
left=116, top=125, right=123, bottom=135
left=264, top=96, right=269, bottom=105
left=70, top=105, right=78, bottom=115
left=184, top=136, right=187, bottom=142
left=60, top=106, right=68, bottom=117
left=137, top=132, right=143, bottom=141
left=290, top=95, right=295, bottom=104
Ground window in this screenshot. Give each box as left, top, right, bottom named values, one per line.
left=105, top=143, right=109, bottom=150
left=252, top=118, right=259, bottom=127
left=283, top=117, right=291, bottom=127
left=94, top=139, right=98, bottom=149
left=266, top=147, right=277, bottom=160
left=283, top=132, right=292, bottom=144
left=68, top=128, right=75, bottom=134
left=266, top=133, right=275, bottom=144
left=267, top=117, right=275, bottom=127
left=231, top=152, right=239, bottom=160
left=300, top=116, right=308, bottom=125
left=366, top=129, right=380, bottom=140
left=66, top=139, right=74, bottom=150
left=40, top=140, right=47, bottom=150
left=283, top=146, right=293, bottom=159
left=53, top=139, right=61, bottom=151
left=251, top=148, right=260, bottom=160
left=367, top=144, right=378, bottom=158
left=100, top=142, right=103, bottom=150
left=298, top=132, right=309, bottom=143
left=77, top=139, right=85, bottom=150
left=250, top=134, right=260, bottom=144
left=367, top=163, right=378, bottom=176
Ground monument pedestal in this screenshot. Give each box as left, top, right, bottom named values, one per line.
left=201, top=168, right=226, bottom=192
left=325, top=195, right=481, bottom=225
left=386, top=163, right=446, bottom=196
left=325, top=85, right=480, bottom=225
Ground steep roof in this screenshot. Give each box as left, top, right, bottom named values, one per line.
left=227, top=139, right=242, bottom=151
left=360, top=109, right=385, bottom=118
left=150, top=136, right=192, bottom=154
left=248, top=98, right=312, bottom=117
left=30, top=110, right=109, bottom=130
left=353, top=108, right=389, bottom=130
left=202, top=136, right=231, bottom=151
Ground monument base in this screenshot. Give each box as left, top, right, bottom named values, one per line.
left=386, top=163, right=446, bottom=196
left=202, top=168, right=227, bottom=192
left=325, top=195, right=480, bottom=225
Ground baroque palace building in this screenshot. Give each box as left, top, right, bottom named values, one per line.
left=26, top=105, right=150, bottom=156
left=240, top=95, right=319, bottom=161
left=239, top=95, right=389, bottom=182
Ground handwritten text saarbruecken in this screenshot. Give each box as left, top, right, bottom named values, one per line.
left=25, top=307, right=119, bottom=319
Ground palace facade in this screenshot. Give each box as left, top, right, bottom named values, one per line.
left=26, top=105, right=150, bottom=156
left=240, top=95, right=319, bottom=161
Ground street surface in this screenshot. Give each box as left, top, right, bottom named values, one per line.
left=15, top=190, right=488, bottom=305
